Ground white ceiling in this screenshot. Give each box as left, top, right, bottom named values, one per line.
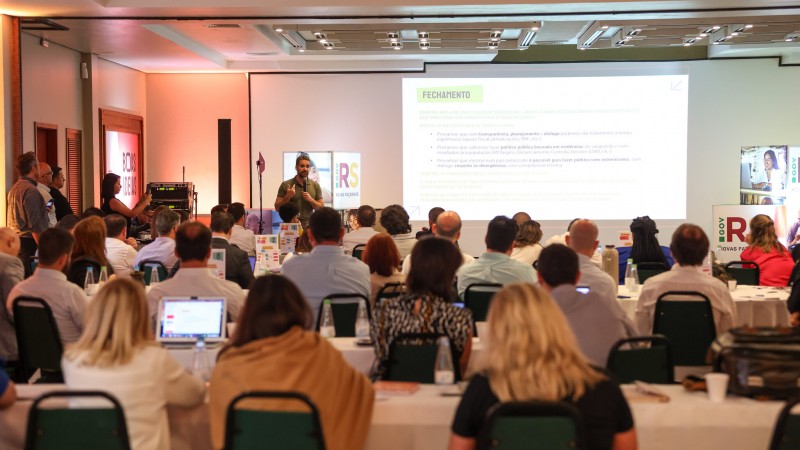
left=9, top=0, right=800, bottom=72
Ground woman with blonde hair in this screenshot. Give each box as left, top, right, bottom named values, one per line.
left=68, top=215, right=114, bottom=286
left=62, top=278, right=205, bottom=450
left=448, top=283, right=636, bottom=450
left=510, top=219, right=543, bottom=265
left=741, top=214, right=794, bottom=286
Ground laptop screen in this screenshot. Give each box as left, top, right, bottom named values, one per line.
left=248, top=256, right=256, bottom=271
left=157, top=297, right=226, bottom=342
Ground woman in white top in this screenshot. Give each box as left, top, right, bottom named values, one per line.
left=510, top=220, right=543, bottom=266
left=62, top=278, right=205, bottom=450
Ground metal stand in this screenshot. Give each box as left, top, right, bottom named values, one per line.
left=257, top=160, right=264, bottom=234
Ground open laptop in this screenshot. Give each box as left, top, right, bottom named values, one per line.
left=156, top=297, right=227, bottom=346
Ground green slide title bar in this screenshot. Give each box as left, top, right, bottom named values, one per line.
left=417, top=85, right=483, bottom=103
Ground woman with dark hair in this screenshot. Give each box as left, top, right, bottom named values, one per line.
left=379, top=204, right=416, bottom=259
left=753, top=149, right=785, bottom=192
left=68, top=216, right=115, bottom=286
left=741, top=214, right=794, bottom=286
left=371, top=237, right=473, bottom=378
left=510, top=220, right=543, bottom=265
left=100, top=172, right=151, bottom=222
left=209, top=276, right=374, bottom=450
left=616, top=216, right=674, bottom=284
left=362, top=232, right=405, bottom=307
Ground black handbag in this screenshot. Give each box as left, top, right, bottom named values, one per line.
left=712, top=327, right=800, bottom=399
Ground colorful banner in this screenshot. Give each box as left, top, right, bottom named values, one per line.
left=104, top=130, right=141, bottom=207
left=332, top=152, right=361, bottom=210
left=711, top=204, right=787, bottom=263
left=279, top=223, right=301, bottom=253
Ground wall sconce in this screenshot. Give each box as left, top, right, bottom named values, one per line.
left=81, top=62, right=89, bottom=79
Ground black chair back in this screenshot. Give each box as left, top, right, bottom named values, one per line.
left=138, top=259, right=169, bottom=285
left=725, top=261, right=760, bottom=286
left=66, top=256, right=102, bottom=288
left=352, top=244, right=366, bottom=260
left=636, top=262, right=670, bottom=284
left=464, top=283, right=502, bottom=323
left=314, top=293, right=370, bottom=338
left=606, top=335, right=674, bottom=384
left=769, top=396, right=800, bottom=450
left=375, top=282, right=406, bottom=307
left=653, top=291, right=716, bottom=366
left=477, top=401, right=587, bottom=450
left=12, top=297, right=63, bottom=383
left=384, top=332, right=462, bottom=383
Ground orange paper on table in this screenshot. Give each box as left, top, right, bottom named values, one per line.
left=373, top=381, right=420, bottom=396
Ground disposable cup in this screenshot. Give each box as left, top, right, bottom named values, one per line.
left=705, top=373, right=729, bottom=402
left=728, top=280, right=737, bottom=292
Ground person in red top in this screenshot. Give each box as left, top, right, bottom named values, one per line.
left=740, top=214, right=795, bottom=286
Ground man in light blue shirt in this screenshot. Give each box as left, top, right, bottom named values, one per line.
left=456, top=215, right=536, bottom=298
left=282, top=207, right=370, bottom=323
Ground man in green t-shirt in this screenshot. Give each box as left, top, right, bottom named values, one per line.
left=275, top=154, right=324, bottom=229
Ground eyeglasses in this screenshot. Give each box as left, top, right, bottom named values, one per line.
left=43, top=172, right=53, bottom=176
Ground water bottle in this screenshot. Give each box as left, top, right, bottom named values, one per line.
left=629, top=264, right=639, bottom=292
left=434, top=336, right=455, bottom=385
left=319, top=300, right=336, bottom=338
left=98, top=266, right=109, bottom=286
left=149, top=265, right=161, bottom=285
left=601, top=245, right=619, bottom=294
left=192, top=336, right=211, bottom=384
left=624, top=258, right=635, bottom=291
left=702, top=251, right=712, bottom=276
left=84, top=267, right=95, bottom=295
left=355, top=299, right=370, bottom=339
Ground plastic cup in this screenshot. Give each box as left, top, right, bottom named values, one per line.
left=475, top=322, right=488, bottom=340
left=705, top=373, right=729, bottom=402
left=728, top=280, right=737, bottom=292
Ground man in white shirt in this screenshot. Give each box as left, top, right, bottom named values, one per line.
left=0, top=228, right=23, bottom=360
left=227, top=202, right=256, bottom=256
left=135, top=209, right=180, bottom=272
left=104, top=214, right=138, bottom=278
left=7, top=228, right=88, bottom=345
left=544, top=218, right=602, bottom=266
left=147, top=222, right=245, bottom=325
left=567, top=219, right=637, bottom=336
left=402, top=210, right=473, bottom=274
left=37, top=162, right=56, bottom=227
left=636, top=224, right=736, bottom=336
left=342, top=205, right=378, bottom=254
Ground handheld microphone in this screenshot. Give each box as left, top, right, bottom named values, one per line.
left=303, top=177, right=308, bottom=192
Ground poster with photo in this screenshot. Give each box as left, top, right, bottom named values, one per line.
left=740, top=145, right=787, bottom=205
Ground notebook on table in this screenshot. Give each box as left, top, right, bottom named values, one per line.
left=156, top=297, right=227, bottom=346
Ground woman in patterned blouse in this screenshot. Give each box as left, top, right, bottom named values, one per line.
left=371, top=237, right=474, bottom=378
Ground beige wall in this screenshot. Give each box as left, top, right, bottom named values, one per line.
left=145, top=73, right=250, bottom=213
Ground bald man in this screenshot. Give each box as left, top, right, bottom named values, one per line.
left=402, top=210, right=473, bottom=274
left=512, top=211, right=531, bottom=226
left=0, top=228, right=23, bottom=360
left=38, top=162, right=56, bottom=227
left=567, top=219, right=638, bottom=337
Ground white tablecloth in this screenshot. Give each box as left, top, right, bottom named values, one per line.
left=0, top=384, right=792, bottom=450
left=616, top=284, right=790, bottom=327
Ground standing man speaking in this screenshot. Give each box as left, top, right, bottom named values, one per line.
left=275, top=154, right=324, bottom=229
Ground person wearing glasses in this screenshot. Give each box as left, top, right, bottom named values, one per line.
left=37, top=162, right=57, bottom=227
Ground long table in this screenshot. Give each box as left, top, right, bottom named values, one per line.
left=0, top=384, right=791, bottom=450
left=616, top=284, right=790, bottom=327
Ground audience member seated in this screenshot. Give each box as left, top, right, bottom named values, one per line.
left=146, top=222, right=245, bottom=324
left=362, top=233, right=405, bottom=307
left=135, top=209, right=180, bottom=272
left=55, top=214, right=80, bottom=232
left=402, top=211, right=473, bottom=274
left=104, top=214, right=138, bottom=278
left=7, top=228, right=88, bottom=344
left=342, top=205, right=379, bottom=254
left=740, top=214, right=794, bottom=286
left=511, top=211, right=531, bottom=226
left=68, top=216, right=115, bottom=286
left=537, top=244, right=634, bottom=367
left=636, top=224, right=736, bottom=336
left=0, top=228, right=22, bottom=360
left=129, top=205, right=155, bottom=238
left=282, top=207, right=370, bottom=323
left=415, top=206, right=444, bottom=240
left=210, top=212, right=255, bottom=289
left=63, top=278, right=205, bottom=450
left=99, top=172, right=152, bottom=224
left=210, top=204, right=228, bottom=215
left=278, top=202, right=302, bottom=229
left=456, top=216, right=536, bottom=298
left=0, top=368, right=15, bottom=409
left=80, top=207, right=105, bottom=219
left=543, top=218, right=579, bottom=247
left=448, top=283, right=636, bottom=450
left=616, top=216, right=674, bottom=284
left=227, top=202, right=256, bottom=257
left=209, top=276, right=374, bottom=450
left=510, top=219, right=543, bottom=265
left=567, top=219, right=626, bottom=310
left=372, top=238, right=473, bottom=378
left=380, top=204, right=416, bottom=259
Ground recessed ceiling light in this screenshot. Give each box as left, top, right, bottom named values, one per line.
left=601, top=25, right=609, bottom=29
left=699, top=33, right=707, bottom=37
left=745, top=24, right=754, bottom=29
left=712, top=25, right=721, bottom=30
left=299, top=48, right=305, bottom=52
left=319, top=39, right=328, bottom=44
left=531, top=26, right=539, bottom=31
left=275, top=28, right=283, bottom=33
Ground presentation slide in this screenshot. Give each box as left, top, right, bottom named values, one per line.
left=402, top=74, right=689, bottom=221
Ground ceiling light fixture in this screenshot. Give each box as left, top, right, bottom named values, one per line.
left=275, top=28, right=283, bottom=33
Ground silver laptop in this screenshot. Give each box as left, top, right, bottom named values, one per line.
left=156, top=297, right=227, bottom=344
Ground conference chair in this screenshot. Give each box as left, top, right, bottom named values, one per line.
left=351, top=244, right=366, bottom=260
left=606, top=335, right=674, bottom=384
left=477, top=401, right=587, bottom=450
left=725, top=261, right=760, bottom=286
left=375, top=282, right=406, bottom=307
left=25, top=390, right=131, bottom=450
left=138, top=259, right=169, bottom=285
left=12, top=297, right=63, bottom=383
left=224, top=391, right=326, bottom=450
left=636, top=262, right=670, bottom=284
left=66, top=256, right=102, bottom=287
left=314, top=293, right=371, bottom=338
left=27, top=256, right=39, bottom=278
left=653, top=291, right=716, bottom=367
left=464, top=283, right=503, bottom=323
left=384, top=332, right=462, bottom=383
left=769, top=397, right=800, bottom=450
